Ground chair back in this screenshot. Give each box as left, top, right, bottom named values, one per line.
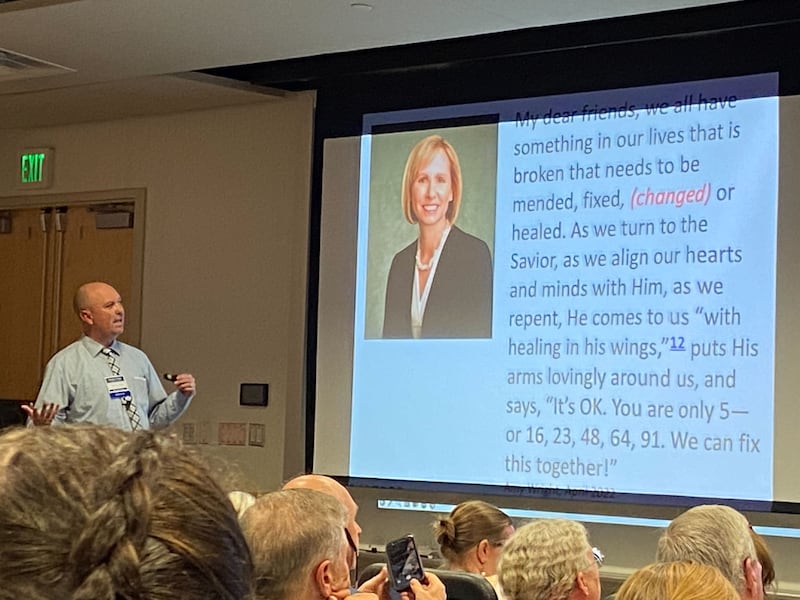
left=357, top=562, right=498, bottom=600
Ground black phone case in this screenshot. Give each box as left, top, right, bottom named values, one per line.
left=385, top=534, right=424, bottom=592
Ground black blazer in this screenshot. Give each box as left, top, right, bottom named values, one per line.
left=383, top=226, right=493, bottom=338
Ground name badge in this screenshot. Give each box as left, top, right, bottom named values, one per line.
left=105, top=375, right=132, bottom=404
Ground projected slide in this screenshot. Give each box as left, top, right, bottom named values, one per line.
left=348, top=73, right=778, bottom=501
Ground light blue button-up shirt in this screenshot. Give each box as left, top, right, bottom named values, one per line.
left=34, top=336, right=192, bottom=430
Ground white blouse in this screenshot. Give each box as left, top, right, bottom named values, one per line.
left=410, top=225, right=452, bottom=339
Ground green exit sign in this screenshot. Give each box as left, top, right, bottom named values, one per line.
left=18, top=147, right=53, bottom=188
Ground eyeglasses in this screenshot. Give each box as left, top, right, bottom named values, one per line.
left=344, top=527, right=359, bottom=557
left=592, top=547, right=604, bottom=567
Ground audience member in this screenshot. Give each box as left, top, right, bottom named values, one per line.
left=284, top=474, right=364, bottom=571
left=281, top=474, right=446, bottom=600
left=25, top=281, right=195, bottom=430
left=0, top=424, right=251, bottom=600
left=655, top=504, right=763, bottom=600
left=433, top=500, right=513, bottom=596
left=750, top=529, right=776, bottom=594
left=498, top=518, right=602, bottom=600
left=241, top=488, right=354, bottom=600
left=615, top=561, right=739, bottom=600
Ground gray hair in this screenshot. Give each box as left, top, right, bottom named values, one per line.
left=498, top=518, right=593, bottom=600
left=656, top=504, right=756, bottom=593
left=241, top=488, right=347, bottom=600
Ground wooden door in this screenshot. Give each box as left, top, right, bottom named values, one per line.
left=54, top=205, right=135, bottom=352
left=0, top=208, right=48, bottom=400
left=0, top=197, right=139, bottom=402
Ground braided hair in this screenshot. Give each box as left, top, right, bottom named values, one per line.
left=0, top=425, right=252, bottom=600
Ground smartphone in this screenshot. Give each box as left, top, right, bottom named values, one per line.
left=385, top=534, right=425, bottom=592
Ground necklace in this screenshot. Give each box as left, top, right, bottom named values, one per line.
left=415, top=224, right=451, bottom=272
left=415, top=252, right=432, bottom=271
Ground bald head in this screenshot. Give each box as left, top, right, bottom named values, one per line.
left=74, top=281, right=109, bottom=313
left=284, top=474, right=351, bottom=505
left=283, top=475, right=361, bottom=568
left=73, top=281, right=125, bottom=345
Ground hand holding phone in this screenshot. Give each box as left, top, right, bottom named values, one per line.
left=385, top=534, right=425, bottom=592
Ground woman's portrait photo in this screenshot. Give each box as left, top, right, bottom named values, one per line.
left=364, top=124, right=497, bottom=339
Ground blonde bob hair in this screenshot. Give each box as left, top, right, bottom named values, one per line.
left=401, top=134, right=462, bottom=225
left=498, top=518, right=593, bottom=600
left=616, top=561, right=739, bottom=600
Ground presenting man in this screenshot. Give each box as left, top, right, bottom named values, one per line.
left=24, top=281, right=195, bottom=429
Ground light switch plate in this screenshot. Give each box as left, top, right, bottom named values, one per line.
left=248, top=423, right=266, bottom=447
left=181, top=422, right=197, bottom=444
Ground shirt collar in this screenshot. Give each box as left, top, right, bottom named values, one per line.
left=80, top=335, right=121, bottom=357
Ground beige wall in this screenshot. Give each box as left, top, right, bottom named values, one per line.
left=0, top=95, right=314, bottom=491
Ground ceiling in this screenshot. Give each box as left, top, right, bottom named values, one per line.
left=0, top=0, right=734, bottom=129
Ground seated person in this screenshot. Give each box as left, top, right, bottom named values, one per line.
left=750, top=529, right=776, bottom=595
left=433, top=500, right=514, bottom=596
left=656, top=504, right=763, bottom=600
left=283, top=474, right=364, bottom=574
left=0, top=424, right=251, bottom=599
left=615, top=561, right=739, bottom=600
left=498, top=518, right=602, bottom=600
left=282, top=473, right=446, bottom=600
left=242, top=488, right=445, bottom=600
left=242, top=488, right=355, bottom=600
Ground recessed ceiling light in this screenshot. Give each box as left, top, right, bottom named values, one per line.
left=350, top=2, right=374, bottom=11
